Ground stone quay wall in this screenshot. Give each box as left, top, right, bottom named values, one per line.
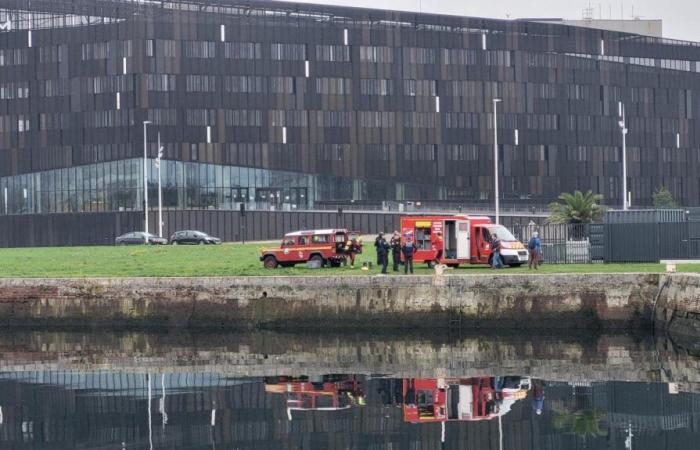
left=5, top=272, right=700, bottom=332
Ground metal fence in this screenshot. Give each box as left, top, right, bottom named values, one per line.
left=604, top=221, right=700, bottom=263
left=514, top=223, right=594, bottom=264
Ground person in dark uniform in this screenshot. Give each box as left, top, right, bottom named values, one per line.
left=374, top=232, right=384, bottom=265
left=401, top=239, right=417, bottom=274
left=390, top=231, right=402, bottom=272
left=377, top=234, right=390, bottom=274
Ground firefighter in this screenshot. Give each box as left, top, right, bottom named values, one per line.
left=401, top=238, right=417, bottom=274
left=433, top=231, right=444, bottom=263
left=374, top=232, right=384, bottom=265
left=377, top=234, right=390, bottom=274
left=390, top=231, right=401, bottom=272
left=345, top=235, right=361, bottom=268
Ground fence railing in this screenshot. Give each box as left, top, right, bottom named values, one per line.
left=514, top=223, right=594, bottom=264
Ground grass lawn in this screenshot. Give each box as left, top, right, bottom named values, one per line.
left=0, top=243, right=698, bottom=278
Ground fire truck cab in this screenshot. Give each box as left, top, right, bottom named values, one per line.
left=400, top=215, right=528, bottom=268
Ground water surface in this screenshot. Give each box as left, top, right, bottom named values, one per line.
left=0, top=330, right=697, bottom=449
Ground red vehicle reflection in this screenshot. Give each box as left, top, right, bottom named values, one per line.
left=264, top=375, right=365, bottom=417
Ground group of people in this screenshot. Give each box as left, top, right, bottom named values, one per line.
left=374, top=231, right=417, bottom=275
left=489, top=231, right=542, bottom=270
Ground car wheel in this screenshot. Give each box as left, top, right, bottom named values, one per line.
left=309, top=254, right=325, bottom=267
left=198, top=240, right=205, bottom=245
left=263, top=255, right=278, bottom=269
left=509, top=263, right=523, bottom=268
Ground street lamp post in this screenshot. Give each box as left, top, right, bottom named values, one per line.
left=143, top=120, right=151, bottom=235
left=618, top=102, right=628, bottom=210
left=156, top=132, right=164, bottom=238
left=493, top=98, right=502, bottom=224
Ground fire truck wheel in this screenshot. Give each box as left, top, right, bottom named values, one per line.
left=263, top=255, right=278, bottom=269
left=427, top=260, right=437, bottom=269
left=309, top=254, right=325, bottom=267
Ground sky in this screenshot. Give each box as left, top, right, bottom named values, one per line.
left=283, top=0, right=700, bottom=43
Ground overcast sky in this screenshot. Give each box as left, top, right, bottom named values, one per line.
left=283, top=0, right=699, bottom=43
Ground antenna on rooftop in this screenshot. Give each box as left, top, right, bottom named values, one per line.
left=582, top=2, right=594, bottom=20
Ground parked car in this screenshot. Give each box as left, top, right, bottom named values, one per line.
left=115, top=232, right=168, bottom=245
left=260, top=228, right=358, bottom=268
left=169, top=230, right=222, bottom=245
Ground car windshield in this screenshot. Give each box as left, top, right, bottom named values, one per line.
left=487, top=225, right=517, bottom=241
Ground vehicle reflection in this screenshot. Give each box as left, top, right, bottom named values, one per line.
left=263, top=375, right=531, bottom=425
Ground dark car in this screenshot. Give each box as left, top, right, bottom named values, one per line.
left=169, top=230, right=222, bottom=245
left=115, top=232, right=168, bottom=245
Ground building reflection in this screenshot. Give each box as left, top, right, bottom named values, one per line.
left=0, top=371, right=699, bottom=449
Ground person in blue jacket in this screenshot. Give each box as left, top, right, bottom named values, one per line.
left=528, top=231, right=542, bottom=270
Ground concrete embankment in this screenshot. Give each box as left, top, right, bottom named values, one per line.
left=2, top=272, right=699, bottom=333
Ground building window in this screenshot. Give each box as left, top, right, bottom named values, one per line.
left=145, top=74, right=176, bottom=92
left=146, top=40, right=177, bottom=58
left=185, top=109, right=217, bottom=126
left=223, top=42, right=262, bottom=59
left=403, top=79, right=436, bottom=96
left=359, top=46, right=393, bottom=63
left=186, top=75, right=217, bottom=92
left=184, top=41, right=216, bottom=58
left=0, top=82, right=29, bottom=100
left=316, top=111, right=351, bottom=127
left=443, top=48, right=476, bottom=65
left=147, top=109, right=178, bottom=126
left=358, top=111, right=395, bottom=128
left=315, top=45, right=350, bottom=62
left=270, top=77, right=295, bottom=94
left=359, top=79, right=393, bottom=96
left=315, top=77, right=350, bottom=95
left=224, top=76, right=266, bottom=93
left=404, top=47, right=436, bottom=65
left=270, top=43, right=306, bottom=60
left=0, top=48, right=28, bottom=66
left=225, top=110, right=262, bottom=127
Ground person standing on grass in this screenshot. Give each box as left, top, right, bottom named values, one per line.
left=377, top=234, right=390, bottom=274
left=401, top=239, right=417, bottom=274
left=491, top=233, right=503, bottom=269
left=528, top=231, right=542, bottom=270
left=374, top=232, right=384, bottom=265
left=390, top=231, right=402, bottom=272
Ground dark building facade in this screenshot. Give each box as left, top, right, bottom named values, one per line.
left=0, top=0, right=699, bottom=233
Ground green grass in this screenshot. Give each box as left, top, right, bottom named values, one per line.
left=0, top=243, right=698, bottom=277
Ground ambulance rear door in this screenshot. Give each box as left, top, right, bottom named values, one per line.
left=456, top=220, right=470, bottom=260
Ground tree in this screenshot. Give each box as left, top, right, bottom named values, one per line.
left=652, top=186, right=677, bottom=209
left=552, top=409, right=608, bottom=438
left=547, top=190, right=606, bottom=224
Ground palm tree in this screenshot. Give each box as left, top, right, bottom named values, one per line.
left=547, top=190, right=606, bottom=224
left=552, top=409, right=608, bottom=438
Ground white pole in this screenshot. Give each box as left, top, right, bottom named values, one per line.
left=493, top=98, right=502, bottom=224
left=619, top=105, right=628, bottom=210
left=157, top=132, right=163, bottom=238
left=143, top=121, right=151, bottom=234
left=147, top=373, right=153, bottom=450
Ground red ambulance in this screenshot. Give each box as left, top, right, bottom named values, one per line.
left=400, top=215, right=528, bottom=268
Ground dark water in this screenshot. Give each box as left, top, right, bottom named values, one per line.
left=0, top=330, right=698, bottom=449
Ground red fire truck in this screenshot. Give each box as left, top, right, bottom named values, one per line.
left=402, top=376, right=530, bottom=423
left=400, top=215, right=528, bottom=268
left=260, top=229, right=359, bottom=268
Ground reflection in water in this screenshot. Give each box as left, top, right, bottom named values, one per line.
left=0, top=330, right=698, bottom=449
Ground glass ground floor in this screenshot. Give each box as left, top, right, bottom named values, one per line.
left=0, top=159, right=444, bottom=215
